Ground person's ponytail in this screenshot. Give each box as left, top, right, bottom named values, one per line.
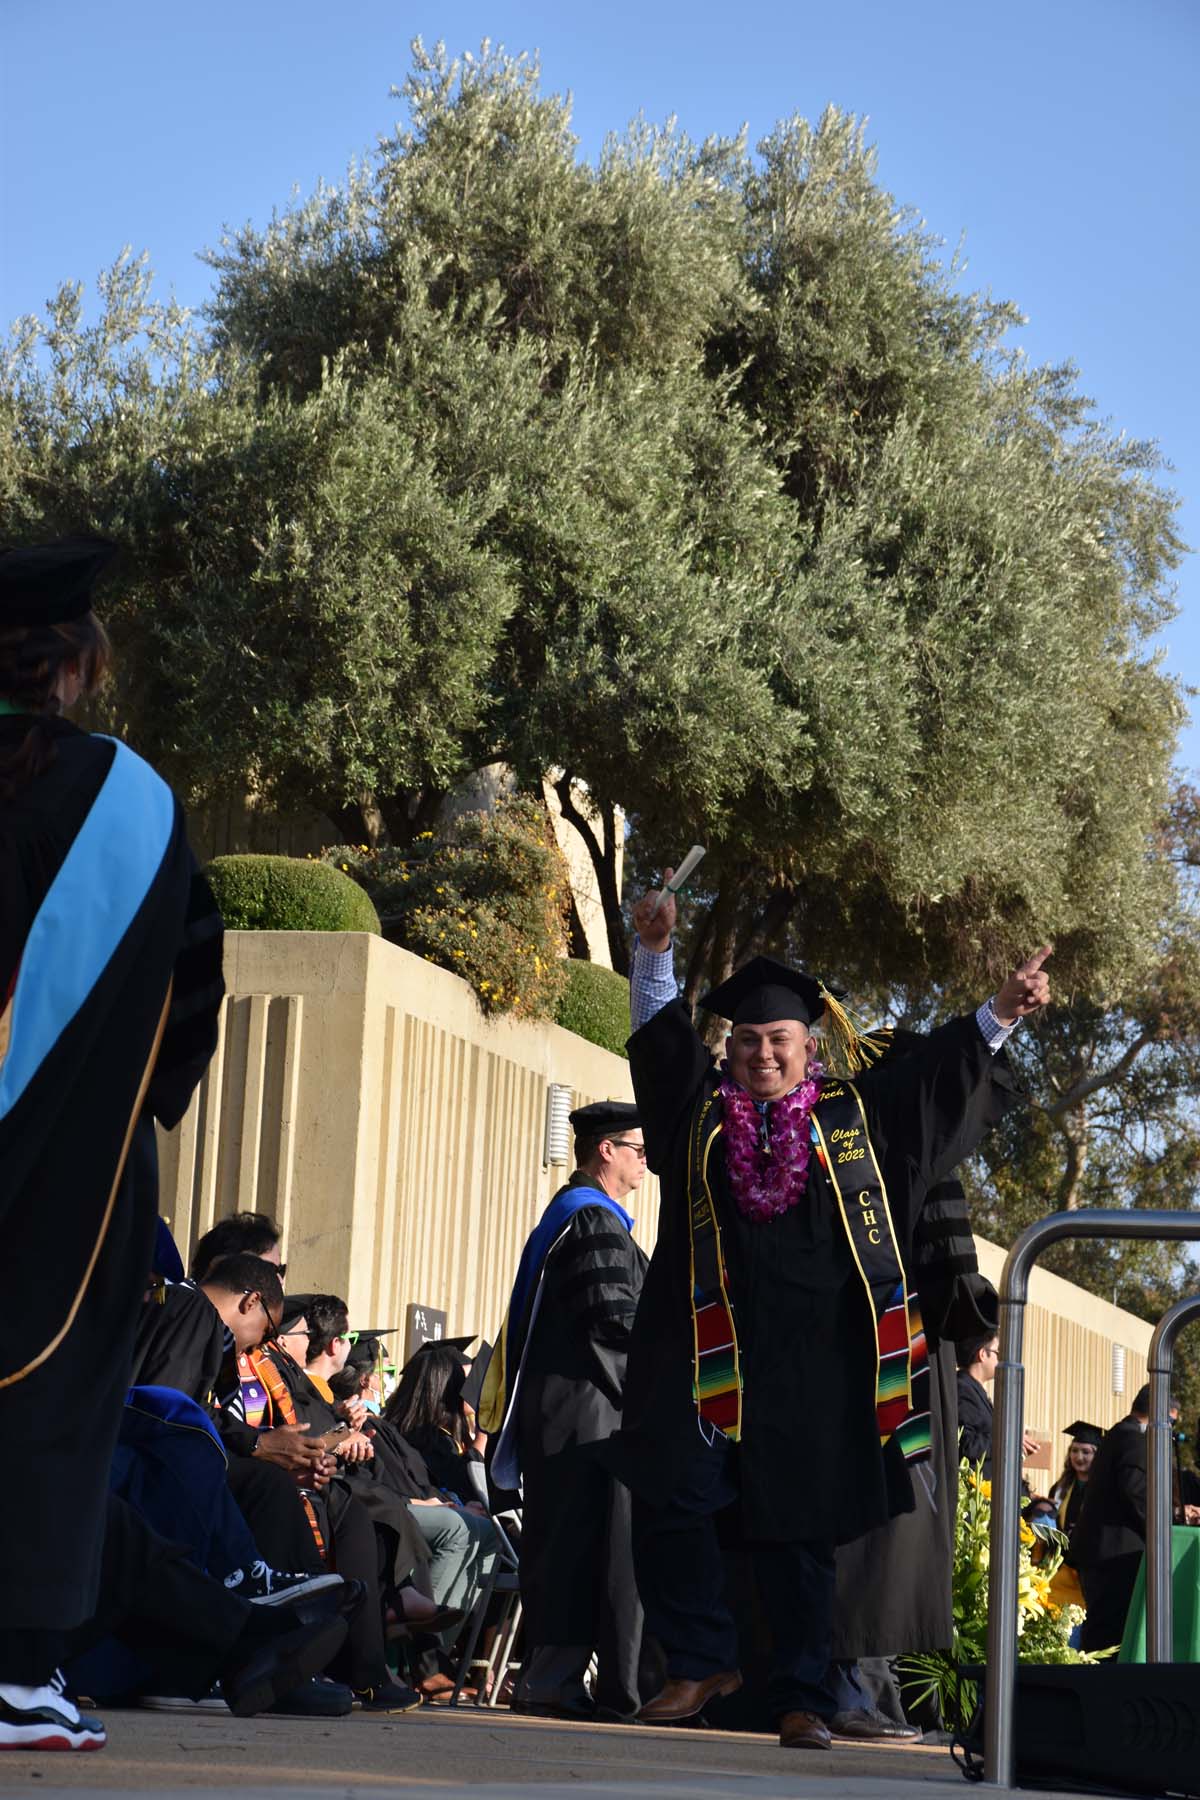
left=0, top=612, right=111, bottom=798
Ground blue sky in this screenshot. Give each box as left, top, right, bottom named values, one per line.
left=3, top=0, right=1196, bottom=771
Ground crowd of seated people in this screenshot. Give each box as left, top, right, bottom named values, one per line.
left=107, top=1210, right=503, bottom=1719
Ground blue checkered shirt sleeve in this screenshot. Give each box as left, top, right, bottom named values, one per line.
left=630, top=938, right=679, bottom=1032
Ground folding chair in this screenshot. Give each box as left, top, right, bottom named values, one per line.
left=449, top=1510, right=522, bottom=1708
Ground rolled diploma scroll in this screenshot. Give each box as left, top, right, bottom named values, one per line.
left=647, top=843, right=707, bottom=919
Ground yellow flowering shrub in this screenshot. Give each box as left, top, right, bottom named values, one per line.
left=900, top=1461, right=1110, bottom=1729
left=322, top=795, right=570, bottom=1018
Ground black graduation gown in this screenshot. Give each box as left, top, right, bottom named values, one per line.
left=608, top=1001, right=1015, bottom=1548
left=271, top=1353, right=431, bottom=1592
left=130, top=1282, right=225, bottom=1404
left=1069, top=1416, right=1148, bottom=1652
left=832, top=1176, right=1001, bottom=1659
left=955, top=1372, right=994, bottom=1476
left=514, top=1182, right=648, bottom=1707
left=0, top=717, right=223, bottom=1641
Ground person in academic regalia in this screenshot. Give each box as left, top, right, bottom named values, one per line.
left=0, top=538, right=224, bottom=1750
left=480, top=1100, right=651, bottom=1721
left=605, top=875, right=1047, bottom=1753
left=1051, top=1422, right=1103, bottom=1536
left=1070, top=1386, right=1176, bottom=1653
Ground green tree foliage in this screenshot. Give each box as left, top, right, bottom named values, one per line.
left=206, top=854, right=381, bottom=933
left=555, top=960, right=631, bottom=1058
left=2, top=42, right=1194, bottom=1307
left=322, top=794, right=570, bottom=1017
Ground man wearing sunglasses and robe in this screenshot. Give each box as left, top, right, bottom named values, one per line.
left=482, top=1100, right=651, bottom=1721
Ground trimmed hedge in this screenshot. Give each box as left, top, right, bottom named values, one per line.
left=555, top=959, right=630, bottom=1058
left=206, top=854, right=381, bottom=934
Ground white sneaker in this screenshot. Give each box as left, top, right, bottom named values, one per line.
left=223, top=1561, right=343, bottom=1606
left=0, top=1671, right=106, bottom=1751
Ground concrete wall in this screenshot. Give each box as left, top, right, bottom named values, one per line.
left=158, top=932, right=656, bottom=1342
left=158, top=932, right=1153, bottom=1448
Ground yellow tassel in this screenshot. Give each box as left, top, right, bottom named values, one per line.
left=818, top=986, right=889, bottom=1077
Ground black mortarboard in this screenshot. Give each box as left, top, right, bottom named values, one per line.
left=411, top=1334, right=478, bottom=1361
left=346, top=1329, right=395, bottom=1371
left=569, top=1100, right=640, bottom=1136
left=699, top=956, right=832, bottom=1028
left=0, top=536, right=118, bottom=627
left=278, top=1294, right=314, bottom=1334
left=1063, top=1420, right=1104, bottom=1448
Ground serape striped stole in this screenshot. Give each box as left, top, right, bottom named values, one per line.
left=685, top=1078, right=931, bottom=1464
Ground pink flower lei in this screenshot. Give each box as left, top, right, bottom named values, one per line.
left=718, top=1066, right=824, bottom=1222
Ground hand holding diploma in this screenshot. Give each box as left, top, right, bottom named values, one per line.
left=633, top=846, right=706, bottom=952
left=633, top=869, right=677, bottom=952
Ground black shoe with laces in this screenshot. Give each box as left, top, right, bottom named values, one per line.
left=220, top=1613, right=349, bottom=1719
left=352, top=1679, right=422, bottom=1714
left=0, top=1672, right=106, bottom=1752
left=266, top=1676, right=354, bottom=1718
left=223, top=1561, right=344, bottom=1606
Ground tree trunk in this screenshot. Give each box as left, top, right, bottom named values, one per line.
left=565, top=890, right=590, bottom=962
left=552, top=775, right=629, bottom=975
left=702, top=874, right=743, bottom=1049
left=734, top=882, right=798, bottom=963
left=356, top=790, right=389, bottom=849
left=682, top=902, right=716, bottom=1014
left=1055, top=1113, right=1089, bottom=1212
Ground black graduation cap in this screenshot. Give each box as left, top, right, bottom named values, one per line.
left=1063, top=1420, right=1105, bottom=1448
left=699, top=956, right=835, bottom=1028
left=346, top=1329, right=396, bottom=1371
left=569, top=1100, right=640, bottom=1136
left=461, top=1340, right=492, bottom=1414
left=0, top=536, right=119, bottom=627
left=411, top=1334, right=478, bottom=1361
left=277, top=1294, right=314, bottom=1335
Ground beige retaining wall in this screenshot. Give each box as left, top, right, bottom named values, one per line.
left=157, top=932, right=656, bottom=1342
left=157, top=932, right=1153, bottom=1447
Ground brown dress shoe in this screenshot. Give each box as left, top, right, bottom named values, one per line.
left=779, top=1710, right=833, bottom=1750
left=637, top=1670, right=742, bottom=1723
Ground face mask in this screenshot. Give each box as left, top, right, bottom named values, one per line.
left=362, top=1399, right=381, bottom=1415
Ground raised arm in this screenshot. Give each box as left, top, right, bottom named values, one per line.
left=626, top=872, right=712, bottom=1172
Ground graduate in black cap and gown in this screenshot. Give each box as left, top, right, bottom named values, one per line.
left=609, top=874, right=1048, bottom=1752
left=480, top=1100, right=650, bottom=1720
left=0, top=538, right=224, bottom=1746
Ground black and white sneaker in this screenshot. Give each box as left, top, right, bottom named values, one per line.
left=223, top=1561, right=344, bottom=1606
left=0, top=1672, right=106, bottom=1751
left=139, top=1688, right=230, bottom=1714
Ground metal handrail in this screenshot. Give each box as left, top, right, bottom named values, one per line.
left=1145, top=1294, right=1200, bottom=1662
left=983, top=1208, right=1200, bottom=1790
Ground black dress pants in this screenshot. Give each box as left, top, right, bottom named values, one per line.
left=632, top=1429, right=838, bottom=1723
left=226, top=1462, right=387, bottom=1690
left=225, top=1457, right=324, bottom=1573
left=65, top=1492, right=251, bottom=1701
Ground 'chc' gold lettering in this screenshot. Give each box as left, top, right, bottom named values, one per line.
left=863, top=1209, right=877, bottom=1226
left=868, top=1228, right=881, bottom=1245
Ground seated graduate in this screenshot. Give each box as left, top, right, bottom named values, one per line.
left=284, top=1298, right=500, bottom=1691
left=385, top=1342, right=486, bottom=1507
left=190, top=1211, right=283, bottom=1282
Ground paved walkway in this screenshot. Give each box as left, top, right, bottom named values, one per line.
left=0, top=1703, right=1094, bottom=1798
